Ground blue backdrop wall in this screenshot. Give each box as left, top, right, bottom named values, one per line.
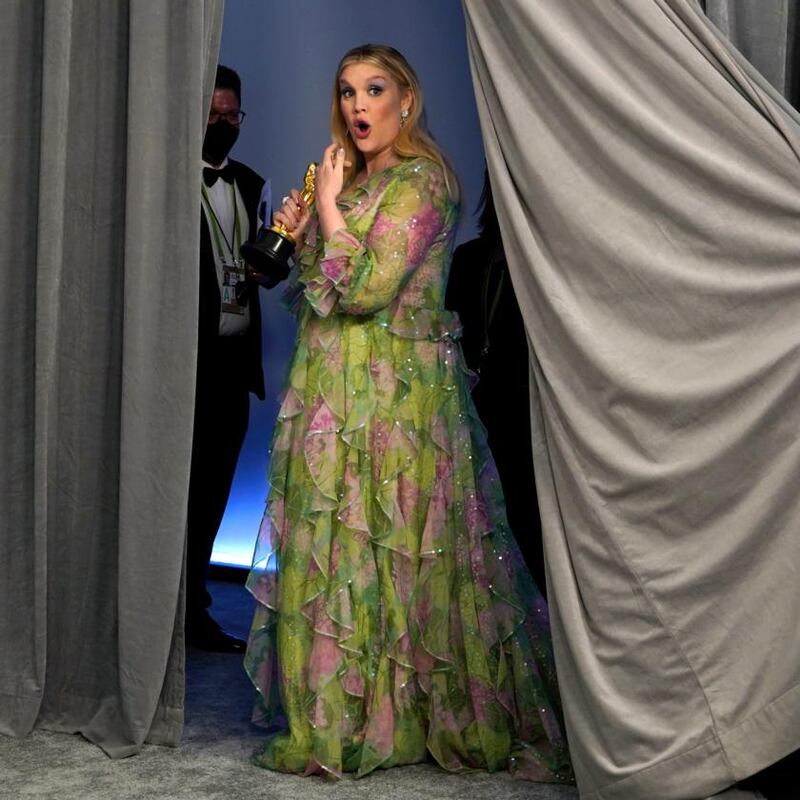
left=212, top=0, right=487, bottom=567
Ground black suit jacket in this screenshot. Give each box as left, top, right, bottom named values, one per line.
left=199, top=158, right=266, bottom=400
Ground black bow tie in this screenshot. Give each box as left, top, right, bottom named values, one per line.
left=203, top=164, right=235, bottom=187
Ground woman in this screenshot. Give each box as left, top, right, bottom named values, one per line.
left=245, top=44, right=572, bottom=782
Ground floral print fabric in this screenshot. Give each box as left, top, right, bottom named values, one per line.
left=245, top=157, right=572, bottom=782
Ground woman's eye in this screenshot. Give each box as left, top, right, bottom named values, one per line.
left=340, top=87, right=354, bottom=98
left=368, top=85, right=383, bottom=96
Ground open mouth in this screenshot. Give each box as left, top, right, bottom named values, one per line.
left=353, top=120, right=371, bottom=139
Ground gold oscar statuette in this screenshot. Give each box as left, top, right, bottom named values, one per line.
left=240, top=162, right=317, bottom=289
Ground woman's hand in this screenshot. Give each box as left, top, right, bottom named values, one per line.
left=316, top=143, right=350, bottom=241
left=273, top=189, right=311, bottom=243
left=315, top=142, right=349, bottom=209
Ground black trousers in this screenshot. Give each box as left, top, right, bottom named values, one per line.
left=473, top=373, right=547, bottom=598
left=186, top=335, right=250, bottom=626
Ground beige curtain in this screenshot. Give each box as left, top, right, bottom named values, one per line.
left=0, top=0, right=223, bottom=756
left=463, top=1, right=800, bottom=797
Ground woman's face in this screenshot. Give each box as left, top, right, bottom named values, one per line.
left=338, top=62, right=410, bottom=169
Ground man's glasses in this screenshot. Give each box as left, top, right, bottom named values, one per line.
left=208, top=110, right=246, bottom=126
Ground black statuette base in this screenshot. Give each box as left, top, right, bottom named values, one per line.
left=240, top=228, right=294, bottom=289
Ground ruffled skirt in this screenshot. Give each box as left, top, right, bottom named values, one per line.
left=244, top=307, right=572, bottom=781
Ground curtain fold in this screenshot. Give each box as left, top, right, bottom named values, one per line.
left=462, top=1, right=800, bottom=798
left=0, top=0, right=223, bottom=757
left=701, top=0, right=799, bottom=106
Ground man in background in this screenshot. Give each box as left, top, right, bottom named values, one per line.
left=446, top=171, right=547, bottom=596
left=187, top=65, right=269, bottom=652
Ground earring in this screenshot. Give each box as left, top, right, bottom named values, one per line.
left=400, top=108, right=409, bottom=127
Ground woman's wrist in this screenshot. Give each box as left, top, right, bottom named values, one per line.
left=318, top=198, right=347, bottom=241
left=316, top=194, right=339, bottom=215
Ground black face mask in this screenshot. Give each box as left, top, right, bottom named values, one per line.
left=202, top=120, right=239, bottom=165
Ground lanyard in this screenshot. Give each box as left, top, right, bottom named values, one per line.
left=201, top=182, right=242, bottom=264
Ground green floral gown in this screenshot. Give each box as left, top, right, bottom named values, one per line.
left=245, top=156, right=572, bottom=782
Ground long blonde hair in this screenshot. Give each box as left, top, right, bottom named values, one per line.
left=330, top=44, right=459, bottom=202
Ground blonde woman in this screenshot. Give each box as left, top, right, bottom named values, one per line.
left=245, top=44, right=572, bottom=783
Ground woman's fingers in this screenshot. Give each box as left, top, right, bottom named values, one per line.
left=322, top=141, right=339, bottom=168
left=273, top=210, right=292, bottom=229
left=321, top=142, right=349, bottom=176
left=273, top=187, right=305, bottom=230
left=289, top=189, right=306, bottom=214
left=315, top=142, right=347, bottom=205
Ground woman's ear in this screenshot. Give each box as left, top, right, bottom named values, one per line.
left=401, top=88, right=413, bottom=116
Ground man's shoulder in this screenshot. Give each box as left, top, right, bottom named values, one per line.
left=229, top=159, right=264, bottom=189
left=452, top=236, right=489, bottom=266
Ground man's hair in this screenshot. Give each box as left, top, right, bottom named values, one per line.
left=215, top=64, right=241, bottom=105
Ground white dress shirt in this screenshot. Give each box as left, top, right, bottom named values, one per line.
left=201, top=157, right=251, bottom=336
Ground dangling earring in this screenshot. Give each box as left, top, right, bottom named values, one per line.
left=400, top=108, right=409, bottom=127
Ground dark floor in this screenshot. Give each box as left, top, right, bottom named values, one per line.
left=744, top=757, right=798, bottom=800
left=204, top=568, right=255, bottom=640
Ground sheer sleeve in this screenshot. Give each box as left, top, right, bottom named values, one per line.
left=300, top=160, right=451, bottom=317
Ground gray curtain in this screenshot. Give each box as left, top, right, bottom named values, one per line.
left=701, top=0, right=800, bottom=106
left=0, top=0, right=223, bottom=757
left=463, top=1, right=800, bottom=798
